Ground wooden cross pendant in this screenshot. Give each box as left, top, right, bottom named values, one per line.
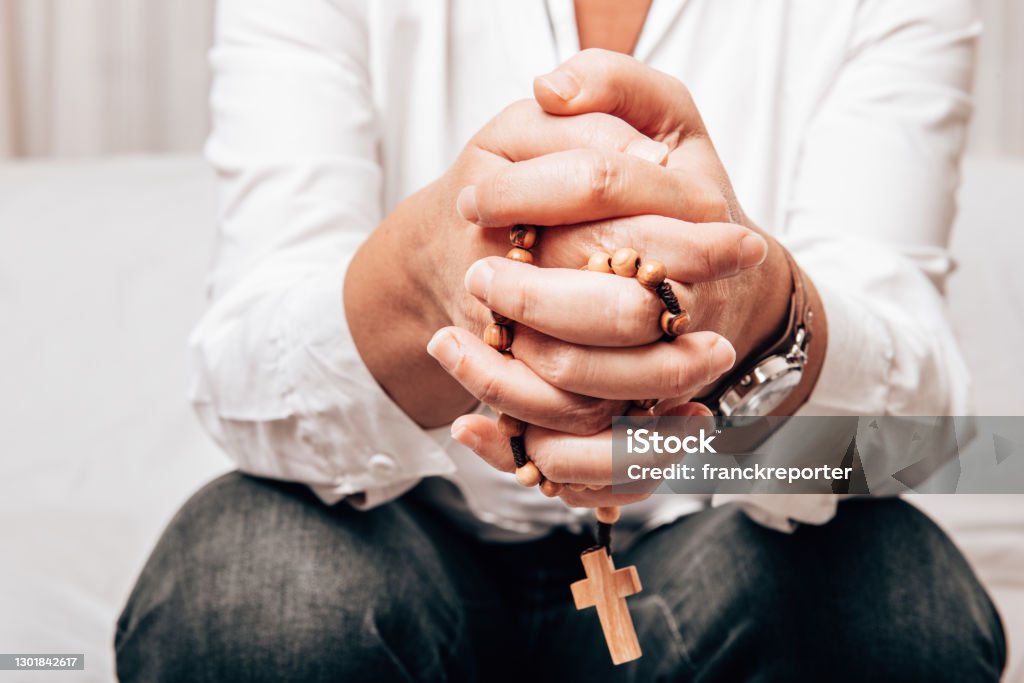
left=570, top=546, right=643, bottom=665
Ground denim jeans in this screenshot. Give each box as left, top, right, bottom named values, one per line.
left=116, top=473, right=1005, bottom=682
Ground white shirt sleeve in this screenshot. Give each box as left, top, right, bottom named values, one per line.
left=188, top=0, right=455, bottom=506
left=723, top=0, right=979, bottom=531
left=785, top=0, right=979, bottom=418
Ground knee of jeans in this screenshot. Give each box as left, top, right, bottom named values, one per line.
left=116, top=473, right=466, bottom=682
left=644, top=502, right=1006, bottom=681
left=639, top=506, right=800, bottom=656
left=748, top=501, right=1006, bottom=682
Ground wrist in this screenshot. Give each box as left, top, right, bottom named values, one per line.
left=344, top=186, right=475, bottom=427
left=732, top=237, right=793, bottom=366
left=702, top=239, right=828, bottom=416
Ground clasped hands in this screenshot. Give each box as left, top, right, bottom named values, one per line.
left=345, top=49, right=795, bottom=508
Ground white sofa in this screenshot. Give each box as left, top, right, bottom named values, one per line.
left=0, top=155, right=1021, bottom=681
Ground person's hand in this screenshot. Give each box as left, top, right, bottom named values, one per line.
left=449, top=401, right=715, bottom=508
left=538, top=48, right=798, bottom=377
left=435, top=50, right=827, bottom=506
left=346, top=98, right=766, bottom=428
left=529, top=49, right=826, bottom=413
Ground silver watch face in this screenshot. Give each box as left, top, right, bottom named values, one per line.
left=719, top=355, right=804, bottom=417
left=726, top=368, right=802, bottom=416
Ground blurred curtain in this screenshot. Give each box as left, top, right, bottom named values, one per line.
left=0, top=0, right=1020, bottom=159
left=971, top=0, right=1024, bottom=156
left=0, top=0, right=213, bottom=158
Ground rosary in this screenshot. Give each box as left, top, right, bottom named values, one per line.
left=481, top=224, right=689, bottom=665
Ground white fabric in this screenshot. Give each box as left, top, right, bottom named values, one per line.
left=190, top=0, right=979, bottom=538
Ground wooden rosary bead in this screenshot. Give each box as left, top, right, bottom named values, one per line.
left=497, top=413, right=526, bottom=438
left=568, top=483, right=589, bottom=492
left=491, top=310, right=512, bottom=325
left=636, top=260, right=667, bottom=289
left=515, top=462, right=542, bottom=487
left=596, top=506, right=622, bottom=524
left=506, top=247, right=534, bottom=264
left=587, top=251, right=614, bottom=273
left=660, top=309, right=690, bottom=337
left=509, top=225, right=537, bottom=249
left=611, top=247, right=640, bottom=277
left=539, top=479, right=564, bottom=497
left=484, top=323, right=512, bottom=351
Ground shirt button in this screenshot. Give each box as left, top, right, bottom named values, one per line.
left=368, top=453, right=397, bottom=478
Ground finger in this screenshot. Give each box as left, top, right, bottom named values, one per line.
left=449, top=416, right=650, bottom=505
left=528, top=428, right=656, bottom=499
left=464, top=257, right=679, bottom=346
left=472, top=99, right=670, bottom=164
left=532, top=51, right=751, bottom=224
left=527, top=426, right=614, bottom=484
left=457, top=148, right=730, bottom=228
left=513, top=329, right=736, bottom=400
left=426, top=326, right=625, bottom=434
left=543, top=215, right=767, bottom=281
left=533, top=48, right=706, bottom=140
left=450, top=414, right=514, bottom=472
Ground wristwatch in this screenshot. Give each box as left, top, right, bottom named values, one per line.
left=702, top=251, right=814, bottom=417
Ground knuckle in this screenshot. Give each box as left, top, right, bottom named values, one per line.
left=535, top=346, right=577, bottom=389
left=508, top=277, right=539, bottom=325
left=671, top=172, right=729, bottom=224
left=610, top=285, right=654, bottom=343
left=715, top=232, right=746, bottom=276
left=704, top=193, right=731, bottom=223
left=699, top=241, right=719, bottom=280
left=475, top=372, right=506, bottom=408
left=697, top=180, right=731, bottom=223
left=584, top=151, right=619, bottom=205
left=566, top=400, right=615, bottom=436
left=665, top=357, right=698, bottom=396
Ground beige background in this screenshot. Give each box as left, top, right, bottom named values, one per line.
left=0, top=0, right=1022, bottom=160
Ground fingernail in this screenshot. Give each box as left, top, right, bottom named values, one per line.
left=456, top=186, right=480, bottom=223
left=625, top=139, right=670, bottom=164
left=536, top=70, right=580, bottom=101
left=739, top=234, right=769, bottom=269
left=464, top=259, right=495, bottom=300
left=709, top=337, right=737, bottom=381
left=427, top=330, right=463, bottom=371
left=451, top=424, right=480, bottom=451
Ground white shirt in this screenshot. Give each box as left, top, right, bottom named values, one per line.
left=190, top=0, right=978, bottom=539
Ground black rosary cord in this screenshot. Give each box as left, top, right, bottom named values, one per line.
left=510, top=436, right=529, bottom=469
left=655, top=281, right=682, bottom=315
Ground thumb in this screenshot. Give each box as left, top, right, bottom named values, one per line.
left=533, top=48, right=708, bottom=140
